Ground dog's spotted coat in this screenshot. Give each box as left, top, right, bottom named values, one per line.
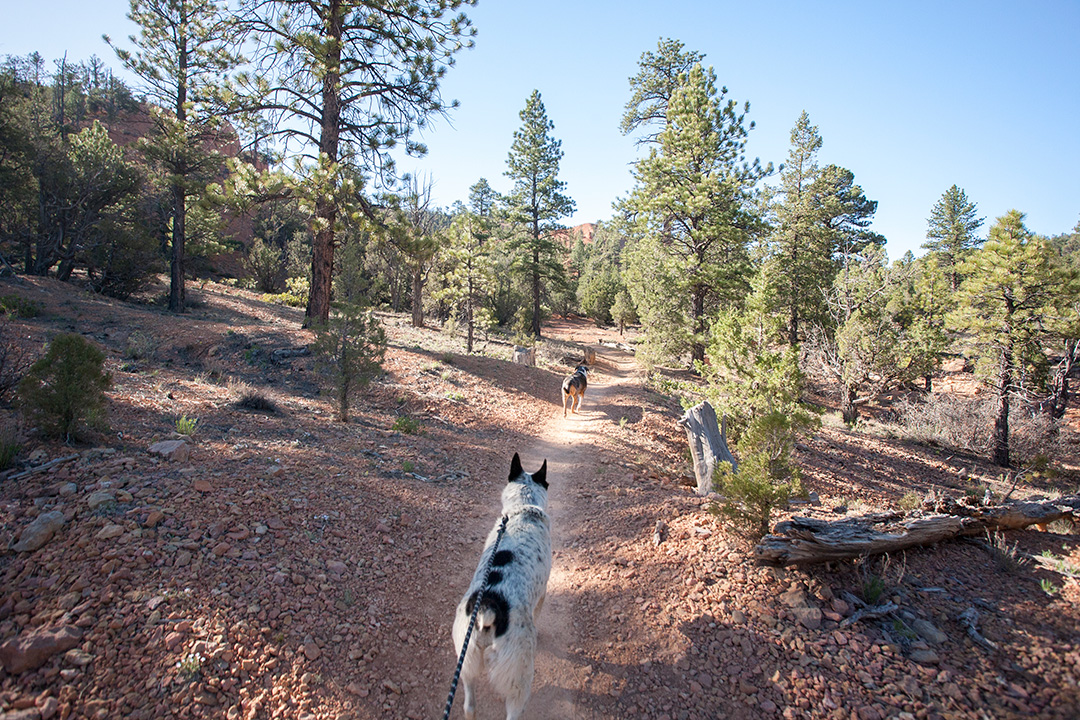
left=452, top=453, right=551, bottom=720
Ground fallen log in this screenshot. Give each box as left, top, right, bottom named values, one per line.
left=754, top=495, right=1080, bottom=566
left=678, top=401, right=738, bottom=496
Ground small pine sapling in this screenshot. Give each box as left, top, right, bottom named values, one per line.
left=312, top=238, right=386, bottom=422
left=711, top=410, right=812, bottom=538
left=18, top=334, right=112, bottom=441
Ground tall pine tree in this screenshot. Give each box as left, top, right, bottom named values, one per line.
left=766, top=111, right=833, bottom=346
left=233, top=0, right=476, bottom=326
left=626, top=63, right=767, bottom=367
left=504, top=90, right=575, bottom=338
left=107, top=0, right=241, bottom=312
left=951, top=210, right=1069, bottom=466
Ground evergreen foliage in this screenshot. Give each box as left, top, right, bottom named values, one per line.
left=924, top=185, right=984, bottom=290
left=18, top=333, right=112, bottom=441
left=711, top=410, right=810, bottom=538
left=434, top=197, right=496, bottom=353
left=625, top=62, right=768, bottom=367
left=620, top=37, right=705, bottom=144
left=312, top=238, right=387, bottom=423
left=950, top=210, right=1075, bottom=466
left=108, top=0, right=242, bottom=313
left=763, top=111, right=833, bottom=345
left=232, top=0, right=476, bottom=326
left=504, top=90, right=575, bottom=337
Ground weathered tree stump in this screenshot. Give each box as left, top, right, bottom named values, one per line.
left=512, top=346, right=535, bottom=367
left=754, top=495, right=1080, bottom=566
left=678, top=401, right=738, bottom=496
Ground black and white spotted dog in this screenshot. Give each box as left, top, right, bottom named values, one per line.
left=561, top=365, right=589, bottom=417
left=452, top=453, right=551, bottom=720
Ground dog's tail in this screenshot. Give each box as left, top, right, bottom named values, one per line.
left=467, top=589, right=509, bottom=648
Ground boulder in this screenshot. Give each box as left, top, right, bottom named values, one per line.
left=13, top=511, right=66, bottom=553
left=148, top=440, right=190, bottom=463
left=0, top=626, right=82, bottom=674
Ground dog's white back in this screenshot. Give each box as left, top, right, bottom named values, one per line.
left=452, top=453, right=552, bottom=720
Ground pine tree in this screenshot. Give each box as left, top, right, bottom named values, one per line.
left=952, top=210, right=1070, bottom=466
left=620, top=37, right=704, bottom=145
left=890, top=253, right=951, bottom=391
left=312, top=236, right=386, bottom=422
left=107, top=0, right=241, bottom=313
left=435, top=200, right=495, bottom=354
left=504, top=90, right=575, bottom=337
left=626, top=63, right=767, bottom=367
left=234, top=0, right=476, bottom=327
left=766, top=111, right=833, bottom=346
left=924, top=184, right=984, bottom=291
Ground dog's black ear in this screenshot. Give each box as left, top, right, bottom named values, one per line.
left=532, top=459, right=548, bottom=489
left=509, top=452, right=523, bottom=483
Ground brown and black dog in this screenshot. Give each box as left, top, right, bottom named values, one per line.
left=561, top=365, right=589, bottom=417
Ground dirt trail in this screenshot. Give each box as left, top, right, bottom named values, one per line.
left=456, top=345, right=638, bottom=720
left=524, top=347, right=637, bottom=720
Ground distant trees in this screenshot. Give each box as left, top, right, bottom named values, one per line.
left=504, top=90, right=575, bottom=338
left=0, top=55, right=160, bottom=295
left=924, top=185, right=984, bottom=291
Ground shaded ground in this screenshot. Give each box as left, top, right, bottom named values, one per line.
left=0, top=275, right=1077, bottom=720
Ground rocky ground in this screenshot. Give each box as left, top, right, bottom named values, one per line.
left=0, top=274, right=1077, bottom=720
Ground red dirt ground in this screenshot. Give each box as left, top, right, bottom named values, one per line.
left=0, top=275, right=1077, bottom=720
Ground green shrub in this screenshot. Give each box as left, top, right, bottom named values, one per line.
left=175, top=414, right=199, bottom=436
left=392, top=415, right=421, bottom=435
left=0, top=426, right=19, bottom=471
left=861, top=573, right=886, bottom=605
left=124, top=330, right=157, bottom=360
left=18, top=334, right=112, bottom=441
left=244, top=238, right=284, bottom=293
left=898, top=492, right=922, bottom=513
left=710, top=410, right=810, bottom=538
left=0, top=295, right=41, bottom=318
left=313, top=306, right=386, bottom=422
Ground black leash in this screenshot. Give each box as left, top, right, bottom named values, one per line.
left=441, top=515, right=509, bottom=720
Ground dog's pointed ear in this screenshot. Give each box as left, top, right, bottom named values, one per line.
left=509, top=452, right=523, bottom=483
left=532, top=459, right=548, bottom=489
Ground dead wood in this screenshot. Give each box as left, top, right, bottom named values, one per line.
left=958, top=607, right=998, bottom=651
left=754, top=495, right=1080, bottom=567
left=7, top=455, right=80, bottom=481
left=653, top=519, right=667, bottom=546
left=840, top=601, right=898, bottom=628
left=677, top=401, right=737, bottom=496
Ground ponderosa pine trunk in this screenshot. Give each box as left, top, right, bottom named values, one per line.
left=305, top=0, right=343, bottom=328
left=841, top=385, right=859, bottom=424
left=168, top=17, right=189, bottom=314
left=169, top=182, right=186, bottom=312
left=992, top=344, right=1013, bottom=467
left=411, top=268, right=424, bottom=328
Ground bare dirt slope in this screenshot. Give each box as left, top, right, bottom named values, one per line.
left=0, top=275, right=1078, bottom=720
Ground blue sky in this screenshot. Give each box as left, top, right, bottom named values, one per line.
left=3, top=0, right=1078, bottom=260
